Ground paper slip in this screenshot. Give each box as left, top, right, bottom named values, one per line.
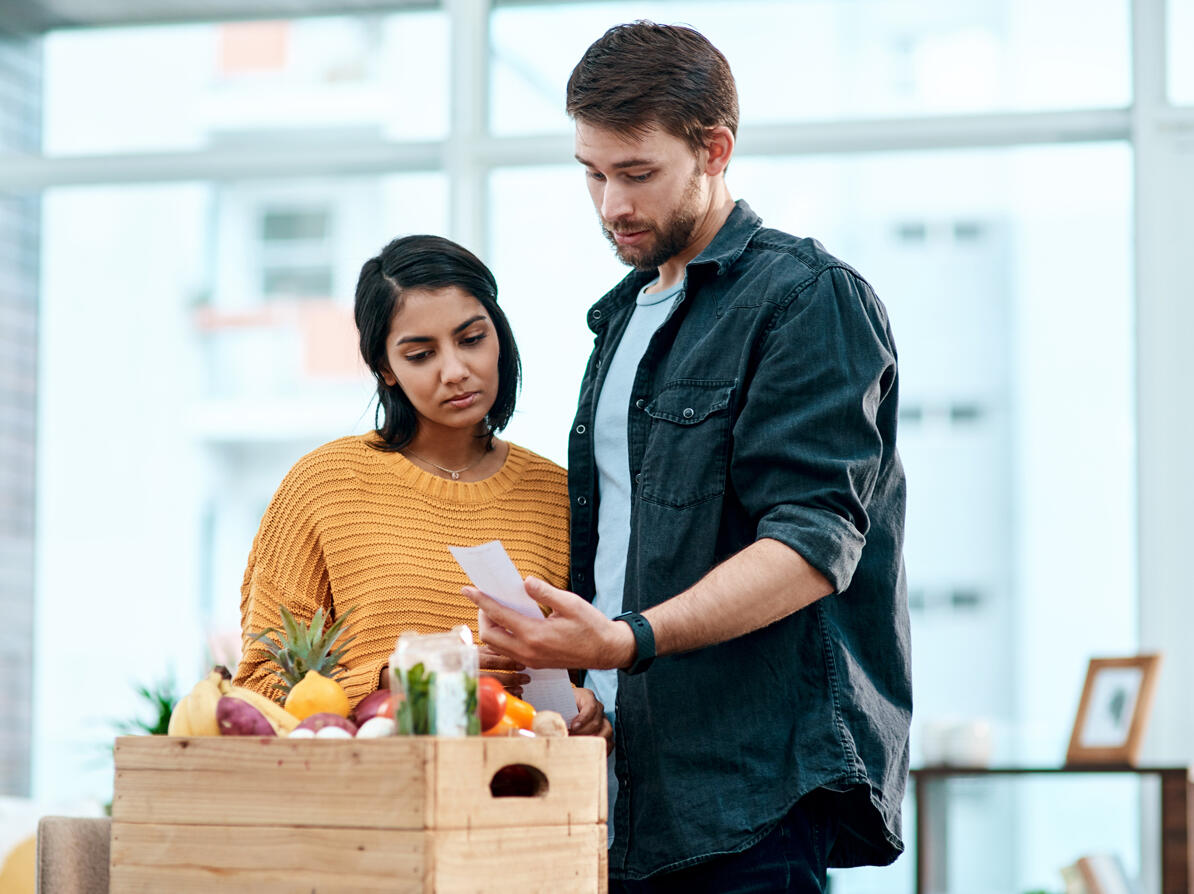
left=449, top=540, right=578, bottom=723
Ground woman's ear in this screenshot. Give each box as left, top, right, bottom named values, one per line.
left=380, top=367, right=398, bottom=387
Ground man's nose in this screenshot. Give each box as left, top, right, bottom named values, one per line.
left=601, top=181, right=632, bottom=222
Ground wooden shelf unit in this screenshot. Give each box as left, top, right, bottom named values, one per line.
left=911, top=764, right=1194, bottom=894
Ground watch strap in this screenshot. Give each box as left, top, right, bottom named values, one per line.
left=614, top=611, right=656, bottom=675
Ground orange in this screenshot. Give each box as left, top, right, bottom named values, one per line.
left=482, top=715, right=519, bottom=737
left=503, top=693, right=536, bottom=730
left=284, top=670, right=350, bottom=720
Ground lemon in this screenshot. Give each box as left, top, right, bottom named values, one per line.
left=284, top=670, right=350, bottom=720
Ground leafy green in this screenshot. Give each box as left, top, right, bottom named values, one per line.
left=114, top=678, right=179, bottom=736
left=397, top=662, right=432, bottom=734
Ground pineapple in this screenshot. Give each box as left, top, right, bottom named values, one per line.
left=249, top=604, right=357, bottom=703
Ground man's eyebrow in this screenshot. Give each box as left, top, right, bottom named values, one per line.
left=574, top=154, right=655, bottom=170
left=395, top=315, right=487, bottom=346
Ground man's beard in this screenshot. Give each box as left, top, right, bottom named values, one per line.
left=601, top=173, right=702, bottom=272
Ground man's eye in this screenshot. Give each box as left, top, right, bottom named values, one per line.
left=630, top=173, right=652, bottom=183
left=587, top=171, right=606, bottom=182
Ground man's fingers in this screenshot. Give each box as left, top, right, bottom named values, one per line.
left=477, top=644, right=525, bottom=672
left=465, top=587, right=525, bottom=633
left=523, top=576, right=569, bottom=611
left=475, top=622, right=528, bottom=666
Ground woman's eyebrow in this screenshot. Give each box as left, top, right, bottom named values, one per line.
left=396, top=315, right=487, bottom=346
left=453, top=315, right=487, bottom=334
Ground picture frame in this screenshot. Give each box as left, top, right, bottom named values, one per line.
left=1066, top=654, right=1161, bottom=766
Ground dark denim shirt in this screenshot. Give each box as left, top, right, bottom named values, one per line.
left=568, top=201, right=911, bottom=879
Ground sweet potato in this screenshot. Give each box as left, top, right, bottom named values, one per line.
left=216, top=697, right=275, bottom=736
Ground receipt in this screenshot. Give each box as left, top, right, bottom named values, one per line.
left=449, top=540, right=578, bottom=722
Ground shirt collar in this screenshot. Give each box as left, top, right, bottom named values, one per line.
left=687, top=199, right=764, bottom=276
left=586, top=200, right=764, bottom=332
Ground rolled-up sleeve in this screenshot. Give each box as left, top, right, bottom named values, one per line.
left=731, top=266, right=897, bottom=593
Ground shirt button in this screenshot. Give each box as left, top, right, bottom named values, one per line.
left=577, top=496, right=588, bottom=506
left=575, top=424, right=587, bottom=434
left=635, top=399, right=646, bottom=410
left=592, top=309, right=603, bottom=320
left=634, top=473, right=642, bottom=485
left=682, top=407, right=695, bottom=418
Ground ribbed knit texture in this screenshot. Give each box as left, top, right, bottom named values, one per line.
left=233, top=434, right=570, bottom=708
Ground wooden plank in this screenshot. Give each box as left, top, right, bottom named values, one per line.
left=110, top=865, right=412, bottom=894
left=113, top=737, right=427, bottom=828
left=430, top=824, right=607, bottom=894
left=432, top=737, right=605, bottom=829
left=114, top=736, right=427, bottom=773
left=110, top=823, right=607, bottom=894
left=109, top=823, right=427, bottom=893
left=113, top=767, right=424, bottom=829
left=114, top=737, right=604, bottom=831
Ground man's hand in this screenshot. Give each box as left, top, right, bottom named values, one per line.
left=478, top=644, right=530, bottom=697
left=463, top=577, right=636, bottom=671
left=571, top=686, right=614, bottom=754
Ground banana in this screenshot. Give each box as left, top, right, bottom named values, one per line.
left=218, top=678, right=300, bottom=735
left=168, top=669, right=224, bottom=736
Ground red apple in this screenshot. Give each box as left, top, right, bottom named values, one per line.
left=351, top=689, right=396, bottom=726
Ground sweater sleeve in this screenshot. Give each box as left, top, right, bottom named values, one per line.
left=232, top=535, right=332, bottom=703
left=338, top=659, right=390, bottom=706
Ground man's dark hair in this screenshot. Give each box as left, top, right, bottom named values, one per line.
left=566, top=20, right=739, bottom=153
left=354, top=234, right=521, bottom=451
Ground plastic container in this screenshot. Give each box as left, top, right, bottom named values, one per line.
left=390, top=625, right=479, bottom=736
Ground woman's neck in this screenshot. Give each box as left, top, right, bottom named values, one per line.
left=403, top=424, right=491, bottom=471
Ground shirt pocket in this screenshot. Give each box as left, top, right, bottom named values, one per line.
left=639, top=379, right=736, bottom=509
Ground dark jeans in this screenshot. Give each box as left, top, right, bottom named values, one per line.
left=610, top=793, right=838, bottom=894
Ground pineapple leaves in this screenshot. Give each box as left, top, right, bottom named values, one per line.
left=247, top=603, right=358, bottom=690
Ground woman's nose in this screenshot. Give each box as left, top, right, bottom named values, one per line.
left=441, top=349, right=470, bottom=383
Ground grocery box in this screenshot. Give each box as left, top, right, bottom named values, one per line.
left=110, top=735, right=607, bottom=893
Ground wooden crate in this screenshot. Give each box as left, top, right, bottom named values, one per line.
left=111, top=735, right=607, bottom=893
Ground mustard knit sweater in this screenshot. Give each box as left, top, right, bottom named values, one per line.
left=233, top=434, right=570, bottom=708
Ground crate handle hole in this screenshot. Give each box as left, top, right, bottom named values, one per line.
left=489, top=764, right=549, bottom=798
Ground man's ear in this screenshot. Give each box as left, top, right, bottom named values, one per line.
left=703, top=126, right=735, bottom=177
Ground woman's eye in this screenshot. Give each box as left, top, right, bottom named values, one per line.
left=461, top=333, right=487, bottom=347
left=405, top=351, right=431, bottom=363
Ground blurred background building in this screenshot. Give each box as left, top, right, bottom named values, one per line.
left=2, top=1, right=1193, bottom=891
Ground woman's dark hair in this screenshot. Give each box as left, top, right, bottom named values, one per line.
left=566, top=20, right=739, bottom=153
left=354, top=234, right=521, bottom=451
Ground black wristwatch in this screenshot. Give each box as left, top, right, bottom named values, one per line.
left=614, top=611, right=656, bottom=675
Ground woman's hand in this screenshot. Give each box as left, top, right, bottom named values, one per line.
left=570, top=686, right=614, bottom=754
left=479, top=643, right=531, bottom=697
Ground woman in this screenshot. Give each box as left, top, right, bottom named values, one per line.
left=233, top=234, right=606, bottom=737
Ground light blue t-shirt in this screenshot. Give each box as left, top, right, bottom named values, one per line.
left=585, top=277, right=683, bottom=840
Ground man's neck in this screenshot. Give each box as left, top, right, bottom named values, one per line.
left=649, top=192, right=736, bottom=293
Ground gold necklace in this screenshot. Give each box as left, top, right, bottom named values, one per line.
left=403, top=448, right=487, bottom=480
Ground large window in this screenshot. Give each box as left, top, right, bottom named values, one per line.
left=491, top=0, right=1131, bottom=134
left=14, top=1, right=1193, bottom=891
left=42, top=13, right=448, bottom=155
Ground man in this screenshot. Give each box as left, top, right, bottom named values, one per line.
left=466, top=21, right=910, bottom=893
